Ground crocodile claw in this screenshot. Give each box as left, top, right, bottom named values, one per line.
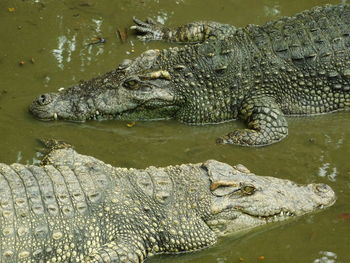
left=37, top=138, right=72, bottom=155
left=131, top=17, right=165, bottom=41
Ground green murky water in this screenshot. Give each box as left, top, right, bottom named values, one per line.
left=0, top=0, right=349, bottom=262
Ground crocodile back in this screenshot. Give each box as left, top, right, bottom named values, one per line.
left=250, top=5, right=350, bottom=65
left=244, top=4, right=350, bottom=114
left=0, top=162, right=114, bottom=262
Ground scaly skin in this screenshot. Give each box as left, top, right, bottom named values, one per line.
left=0, top=141, right=335, bottom=262
left=29, top=4, right=350, bottom=146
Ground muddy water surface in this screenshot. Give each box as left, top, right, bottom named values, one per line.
left=0, top=0, right=349, bottom=262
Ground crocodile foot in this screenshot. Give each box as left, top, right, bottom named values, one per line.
left=38, top=138, right=73, bottom=165
left=131, top=17, right=165, bottom=41
left=216, top=128, right=286, bottom=147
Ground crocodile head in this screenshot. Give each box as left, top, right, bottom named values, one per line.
left=202, top=160, right=336, bottom=237
left=29, top=42, right=239, bottom=123
left=29, top=49, right=181, bottom=122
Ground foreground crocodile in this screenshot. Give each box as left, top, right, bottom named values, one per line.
left=30, top=4, right=350, bottom=147
left=0, top=141, right=335, bottom=262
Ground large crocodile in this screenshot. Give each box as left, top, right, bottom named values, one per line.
left=30, top=4, right=350, bottom=146
left=0, top=141, right=335, bottom=262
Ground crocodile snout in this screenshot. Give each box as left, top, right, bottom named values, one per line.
left=34, top=93, right=53, bottom=106
left=29, top=92, right=59, bottom=120
left=312, top=183, right=336, bottom=206
left=315, top=183, right=332, bottom=193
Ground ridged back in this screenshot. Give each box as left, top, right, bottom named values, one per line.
left=0, top=162, right=113, bottom=262
left=248, top=4, right=350, bottom=68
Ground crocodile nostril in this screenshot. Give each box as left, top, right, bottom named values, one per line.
left=315, top=183, right=331, bottom=194
left=37, top=94, right=51, bottom=106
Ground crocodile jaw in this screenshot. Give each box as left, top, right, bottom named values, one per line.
left=29, top=48, right=179, bottom=122
left=29, top=83, right=177, bottom=122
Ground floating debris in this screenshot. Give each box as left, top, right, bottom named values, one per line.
left=126, top=122, right=136, bottom=128
left=88, top=37, right=106, bottom=46
left=18, top=58, right=36, bottom=66
left=8, top=7, right=15, bottom=12
left=0, top=89, right=7, bottom=108
left=117, top=27, right=128, bottom=43
left=340, top=213, right=350, bottom=220
left=308, top=138, right=316, bottom=143
left=79, top=2, right=94, bottom=7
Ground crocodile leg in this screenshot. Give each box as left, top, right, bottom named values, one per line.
left=131, top=18, right=236, bottom=42
left=40, top=143, right=108, bottom=169
left=217, top=96, right=288, bottom=146
left=85, top=236, right=147, bottom=263
left=85, top=213, right=217, bottom=262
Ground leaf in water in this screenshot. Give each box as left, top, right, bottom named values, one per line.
left=340, top=213, right=350, bottom=220
left=88, top=37, right=106, bottom=46
left=126, top=122, right=136, bottom=128
left=8, top=7, right=16, bottom=12
left=79, top=2, right=94, bottom=7
left=258, top=256, right=265, bottom=260
left=117, top=28, right=128, bottom=43
left=19, top=60, right=25, bottom=66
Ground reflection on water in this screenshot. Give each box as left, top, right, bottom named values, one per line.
left=92, top=18, right=103, bottom=33
left=52, top=34, right=77, bottom=69
left=318, top=162, right=338, bottom=182
left=16, top=151, right=23, bottom=162
left=16, top=150, right=42, bottom=165
left=323, top=133, right=345, bottom=147
left=263, top=0, right=281, bottom=17
left=155, top=10, right=171, bottom=25
left=314, top=251, right=338, bottom=263
left=52, top=16, right=108, bottom=70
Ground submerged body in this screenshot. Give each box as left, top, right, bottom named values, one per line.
left=0, top=142, right=335, bottom=262
left=30, top=4, right=350, bottom=146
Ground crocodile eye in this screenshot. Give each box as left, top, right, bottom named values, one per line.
left=123, top=79, right=140, bottom=90
left=240, top=184, right=256, bottom=195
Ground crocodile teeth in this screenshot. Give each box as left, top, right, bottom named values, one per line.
left=53, top=113, right=58, bottom=120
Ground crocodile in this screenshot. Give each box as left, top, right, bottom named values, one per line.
left=29, top=4, right=350, bottom=146
left=0, top=141, right=335, bottom=262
